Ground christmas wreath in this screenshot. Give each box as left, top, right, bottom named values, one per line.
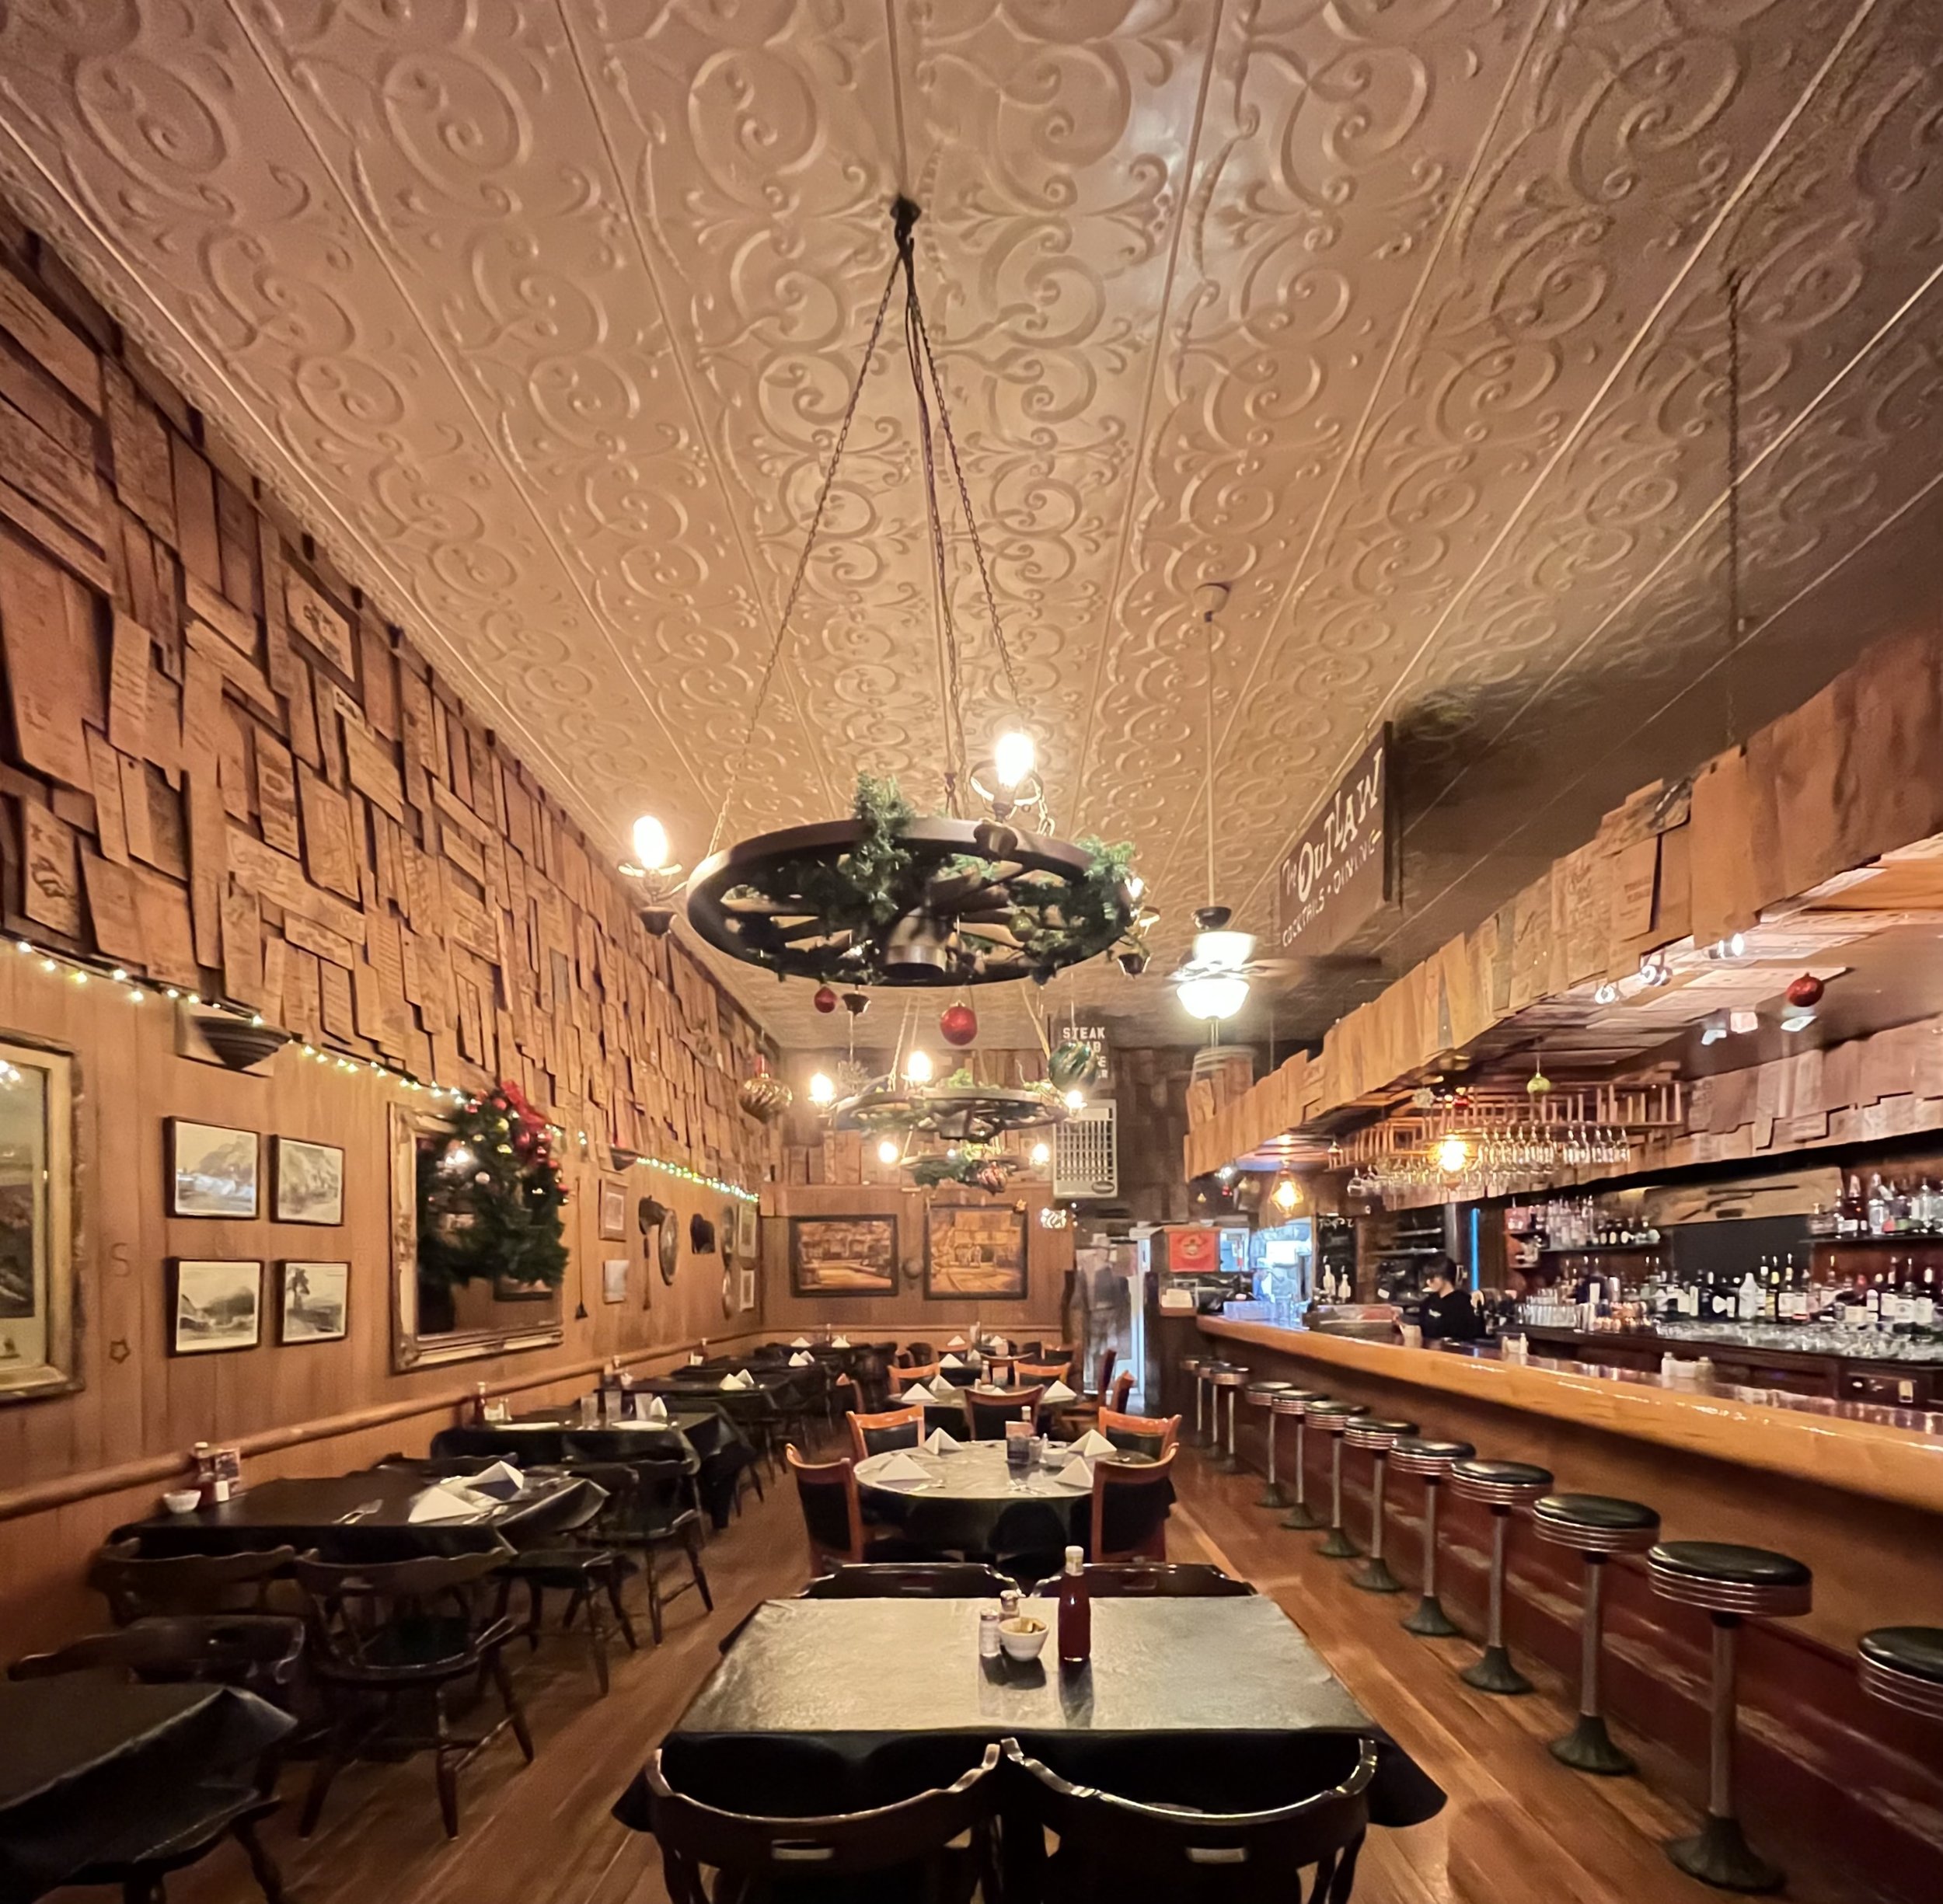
left=417, top=1080, right=569, bottom=1289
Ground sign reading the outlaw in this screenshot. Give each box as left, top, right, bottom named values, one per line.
left=1276, top=726, right=1395, bottom=957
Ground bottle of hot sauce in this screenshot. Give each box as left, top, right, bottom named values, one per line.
left=1058, top=1545, right=1090, bottom=1668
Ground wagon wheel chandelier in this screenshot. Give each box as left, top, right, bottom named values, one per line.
left=682, top=196, right=1142, bottom=989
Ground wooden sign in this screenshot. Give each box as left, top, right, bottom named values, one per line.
left=19, top=802, right=82, bottom=936
left=1276, top=725, right=1396, bottom=958
left=283, top=568, right=356, bottom=679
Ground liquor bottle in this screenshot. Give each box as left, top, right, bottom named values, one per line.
left=1738, top=1268, right=1762, bottom=1321
left=1057, top=1545, right=1091, bottom=1667
left=1868, top=1175, right=1889, bottom=1237
left=1866, top=1272, right=1885, bottom=1328
left=1917, top=1267, right=1938, bottom=1333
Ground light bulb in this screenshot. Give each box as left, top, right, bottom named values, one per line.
left=808, top=1072, right=835, bottom=1107
left=1435, top=1135, right=1470, bottom=1174
left=1127, top=874, right=1145, bottom=901
left=993, top=730, right=1035, bottom=790
left=1177, top=973, right=1249, bottom=1021
left=903, top=1048, right=933, bottom=1084
left=1062, top=1087, right=1086, bottom=1111
left=630, top=814, right=670, bottom=873
left=876, top=1137, right=901, bottom=1165
left=1030, top=1141, right=1052, bottom=1167
left=1272, top=1173, right=1300, bottom=1214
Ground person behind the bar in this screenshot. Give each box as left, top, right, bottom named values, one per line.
left=1417, top=1257, right=1484, bottom=1343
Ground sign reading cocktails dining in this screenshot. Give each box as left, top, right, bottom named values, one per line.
left=1276, top=726, right=1397, bottom=957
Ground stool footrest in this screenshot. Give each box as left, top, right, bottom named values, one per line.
left=1255, top=1481, right=1289, bottom=1509
left=1550, top=1714, right=1634, bottom=1777
left=1666, top=1815, right=1784, bottom=1893
left=1280, top=1501, right=1324, bottom=1532
left=1460, top=1644, right=1533, bottom=1696
left=1317, top=1526, right=1361, bottom=1561
left=1403, top=1595, right=1461, bottom=1638
left=1351, top=1557, right=1403, bottom=1594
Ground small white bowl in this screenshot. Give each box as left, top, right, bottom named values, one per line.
left=161, top=1489, right=201, bottom=1515
left=999, top=1616, right=1048, bottom=1662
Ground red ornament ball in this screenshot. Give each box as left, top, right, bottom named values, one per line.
left=1785, top=972, right=1826, bottom=1008
left=812, top=985, right=839, bottom=1014
left=940, top=1002, right=978, bottom=1047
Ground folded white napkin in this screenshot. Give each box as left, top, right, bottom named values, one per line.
left=930, top=1377, right=959, bottom=1402
left=790, top=1336, right=811, bottom=1348
left=899, top=1384, right=933, bottom=1405
left=872, top=1450, right=930, bottom=1486
left=947, top=1335, right=967, bottom=1349
left=1042, top=1379, right=1076, bottom=1403
left=789, top=1351, right=813, bottom=1365
left=407, top=1483, right=483, bottom=1522
left=1072, top=1429, right=1115, bottom=1457
left=831, top=1335, right=850, bottom=1348
left=924, top=1427, right=963, bottom=1453
left=1054, top=1458, right=1094, bottom=1489
left=738, top=1370, right=758, bottom=1389
left=467, top=1459, right=525, bottom=1499
left=940, top=1352, right=965, bottom=1368
left=640, top=1395, right=668, bottom=1422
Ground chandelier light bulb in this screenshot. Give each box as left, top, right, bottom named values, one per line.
left=903, top=1048, right=933, bottom=1085
left=631, top=814, right=670, bottom=873
left=1177, top=973, right=1249, bottom=1022
left=876, top=1137, right=901, bottom=1165
left=1435, top=1135, right=1470, bottom=1175
left=993, top=730, right=1036, bottom=790
left=1062, top=1087, right=1086, bottom=1111
left=1272, top=1173, right=1300, bottom=1214
left=1030, top=1141, right=1052, bottom=1167
left=808, top=1072, right=835, bottom=1107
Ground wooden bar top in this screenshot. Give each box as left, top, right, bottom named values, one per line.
left=1201, top=1316, right=1943, bottom=1518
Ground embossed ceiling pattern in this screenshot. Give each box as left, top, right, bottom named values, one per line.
left=2, top=0, right=1938, bottom=1048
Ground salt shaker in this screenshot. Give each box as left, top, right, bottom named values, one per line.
left=979, top=1610, right=1001, bottom=1658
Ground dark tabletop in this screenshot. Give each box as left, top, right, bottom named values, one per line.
left=113, top=1469, right=600, bottom=1560
left=618, top=1596, right=1440, bottom=1829
left=0, top=1679, right=291, bottom=1901
left=855, top=1441, right=1159, bottom=1554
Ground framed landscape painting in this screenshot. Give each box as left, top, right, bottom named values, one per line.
left=171, top=1259, right=263, bottom=1354
left=273, top=1137, right=344, bottom=1225
left=789, top=1215, right=897, bottom=1296
left=169, top=1121, right=259, bottom=1219
left=924, top=1203, right=1028, bottom=1301
left=278, top=1261, right=349, bottom=1343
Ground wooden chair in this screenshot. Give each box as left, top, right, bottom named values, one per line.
left=785, top=1445, right=927, bottom=1569
left=1100, top=1408, right=1181, bottom=1457
left=896, top=1362, right=944, bottom=1386
left=646, top=1742, right=1001, bottom=1904
left=1058, top=1354, right=1130, bottom=1435
left=899, top=1341, right=937, bottom=1367
left=89, top=1540, right=296, bottom=1625
left=849, top=1404, right=926, bottom=1462
left=604, top=1455, right=715, bottom=1644
left=965, top=1383, right=1045, bottom=1441
left=1094, top=1447, right=1178, bottom=1563
left=801, top=1562, right=1017, bottom=1599
left=291, top=1550, right=533, bottom=1839
left=493, top=1462, right=638, bottom=1694
left=1028, top=1562, right=1253, bottom=1599
left=1017, top=1358, right=1076, bottom=1387
left=1000, top=1735, right=1374, bottom=1902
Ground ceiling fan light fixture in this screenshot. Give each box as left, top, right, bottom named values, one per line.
left=1177, top=971, right=1250, bottom=1022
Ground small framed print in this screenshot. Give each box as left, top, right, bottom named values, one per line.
left=279, top=1261, right=349, bottom=1344
left=274, top=1137, right=344, bottom=1225
left=734, top=1199, right=758, bottom=1261
left=738, top=1266, right=756, bottom=1312
left=171, top=1259, right=263, bottom=1354
left=598, top=1178, right=627, bottom=1240
left=168, top=1121, right=260, bottom=1219
left=602, top=1257, right=630, bottom=1305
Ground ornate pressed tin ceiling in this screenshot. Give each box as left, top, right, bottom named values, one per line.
left=2, top=0, right=1938, bottom=1048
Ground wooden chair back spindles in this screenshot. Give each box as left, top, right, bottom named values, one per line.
left=9, top=1615, right=307, bottom=1708
left=88, top=1540, right=297, bottom=1626
left=1100, top=1408, right=1181, bottom=1457
left=848, top=1405, right=926, bottom=1463
left=1093, top=1446, right=1178, bottom=1563
left=1108, top=1368, right=1135, bottom=1413
left=897, top=1362, right=943, bottom=1386
left=1094, top=1347, right=1118, bottom=1398
left=785, top=1445, right=870, bottom=1566
left=964, top=1384, right=1045, bottom=1442
left=647, top=1743, right=1001, bottom=1904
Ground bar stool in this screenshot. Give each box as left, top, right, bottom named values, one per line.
left=1344, top=1418, right=1417, bottom=1593
left=1209, top=1365, right=1249, bottom=1473
left=1271, top=1390, right=1328, bottom=1530
left=1243, top=1381, right=1296, bottom=1506
left=1533, top=1493, right=1660, bottom=1774
left=1858, top=1627, right=1943, bottom=1719
left=1180, top=1355, right=1208, bottom=1448
left=1449, top=1458, right=1552, bottom=1693
left=1390, top=1437, right=1474, bottom=1637
left=1648, top=1540, right=1812, bottom=1892
left=1305, top=1400, right=1369, bottom=1559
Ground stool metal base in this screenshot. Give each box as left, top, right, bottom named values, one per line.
left=1460, top=1643, right=1533, bottom=1696
left=1317, top=1525, right=1361, bottom=1561
left=1350, top=1556, right=1403, bottom=1593
left=1255, top=1480, right=1289, bottom=1509
left=1550, top=1713, right=1634, bottom=1777
left=1402, top=1593, right=1460, bottom=1638
left=1666, top=1815, right=1784, bottom=1894
left=1280, top=1499, right=1323, bottom=1532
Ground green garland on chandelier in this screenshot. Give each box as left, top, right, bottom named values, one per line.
left=416, top=1080, right=569, bottom=1290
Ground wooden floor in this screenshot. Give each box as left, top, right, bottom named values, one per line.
left=142, top=1448, right=1868, bottom=1904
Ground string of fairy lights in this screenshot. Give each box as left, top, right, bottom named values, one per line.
left=6, top=931, right=760, bottom=1205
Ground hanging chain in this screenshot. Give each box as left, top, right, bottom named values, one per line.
left=704, top=235, right=905, bottom=860
left=1723, top=267, right=1743, bottom=752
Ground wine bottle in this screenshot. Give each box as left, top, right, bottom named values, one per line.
left=1057, top=1545, right=1091, bottom=1667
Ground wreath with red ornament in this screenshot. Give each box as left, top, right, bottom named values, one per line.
left=416, top=1079, right=570, bottom=1290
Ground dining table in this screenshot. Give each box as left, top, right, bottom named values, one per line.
left=0, top=1679, right=292, bottom=1902
left=613, top=1594, right=1442, bottom=1830
left=112, top=1467, right=603, bottom=1561
left=853, top=1438, right=1157, bottom=1557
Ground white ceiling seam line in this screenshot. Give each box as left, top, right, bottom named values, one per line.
left=222, top=0, right=713, bottom=835
left=1226, top=0, right=1889, bottom=925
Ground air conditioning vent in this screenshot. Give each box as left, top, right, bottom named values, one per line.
left=1053, top=1102, right=1118, bottom=1200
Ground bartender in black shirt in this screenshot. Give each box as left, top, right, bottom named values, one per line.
left=1418, top=1257, right=1484, bottom=1343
